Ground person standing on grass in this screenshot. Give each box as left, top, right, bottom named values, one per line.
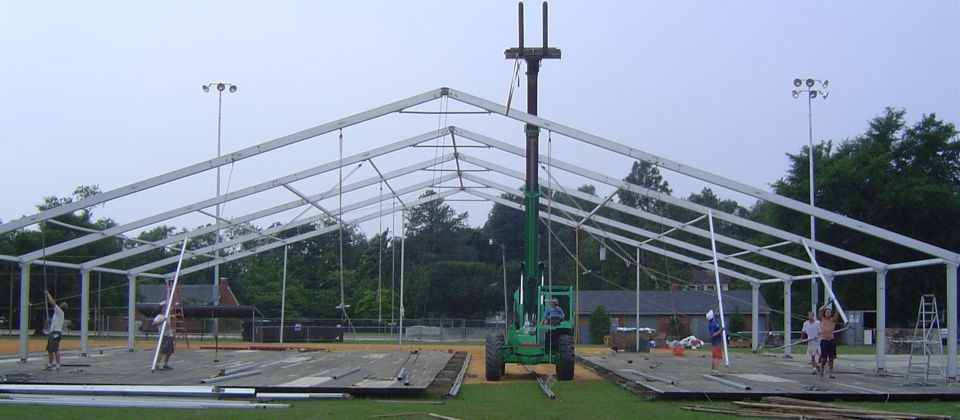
left=151, top=307, right=175, bottom=371
left=801, top=311, right=821, bottom=375
left=818, top=302, right=839, bottom=378
left=707, top=309, right=724, bottom=376
left=44, top=290, right=67, bottom=371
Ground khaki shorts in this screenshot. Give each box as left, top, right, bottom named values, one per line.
left=806, top=339, right=820, bottom=357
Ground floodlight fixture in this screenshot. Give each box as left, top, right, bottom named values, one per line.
left=822, top=80, right=829, bottom=88
left=202, top=85, right=209, bottom=92
left=794, top=78, right=803, bottom=87
left=792, top=91, right=800, bottom=98
left=229, top=85, right=237, bottom=93
left=809, top=91, right=818, bottom=99
left=806, top=78, right=815, bottom=87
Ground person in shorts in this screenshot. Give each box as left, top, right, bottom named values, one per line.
left=801, top=311, right=821, bottom=374
left=151, top=307, right=175, bottom=371
left=707, top=309, right=724, bottom=376
left=44, top=290, right=67, bottom=371
left=818, top=302, right=839, bottom=378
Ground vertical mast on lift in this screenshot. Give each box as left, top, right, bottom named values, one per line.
left=504, top=1, right=561, bottom=327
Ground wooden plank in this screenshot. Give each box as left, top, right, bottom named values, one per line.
left=734, top=401, right=951, bottom=420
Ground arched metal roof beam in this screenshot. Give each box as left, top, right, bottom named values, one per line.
left=454, top=127, right=885, bottom=270
left=468, top=189, right=763, bottom=285
left=0, top=88, right=448, bottom=235
left=129, top=173, right=458, bottom=276
left=465, top=173, right=795, bottom=281
left=170, top=188, right=458, bottom=277
left=445, top=89, right=960, bottom=264
left=19, top=128, right=454, bottom=263
left=458, top=152, right=832, bottom=276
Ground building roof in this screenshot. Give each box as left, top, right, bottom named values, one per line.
left=139, top=284, right=219, bottom=305
left=688, top=269, right=732, bottom=286
left=575, top=289, right=769, bottom=316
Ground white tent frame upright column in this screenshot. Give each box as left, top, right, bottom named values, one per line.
left=783, top=280, right=792, bottom=358
left=875, top=270, right=886, bottom=372
left=947, top=262, right=957, bottom=379
left=18, top=262, right=30, bottom=362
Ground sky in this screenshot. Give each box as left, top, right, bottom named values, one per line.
left=1, top=1, right=958, bottom=240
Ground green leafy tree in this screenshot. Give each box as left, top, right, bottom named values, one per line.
left=668, top=315, right=689, bottom=339
left=588, top=305, right=611, bottom=344
left=755, top=108, right=960, bottom=324
left=727, top=306, right=745, bottom=334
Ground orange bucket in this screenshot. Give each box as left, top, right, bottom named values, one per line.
left=672, top=344, right=684, bottom=356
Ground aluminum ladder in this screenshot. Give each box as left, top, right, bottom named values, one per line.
left=904, top=294, right=945, bottom=385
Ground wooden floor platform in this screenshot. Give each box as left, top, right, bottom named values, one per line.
left=0, top=346, right=455, bottom=397
left=579, top=351, right=960, bottom=401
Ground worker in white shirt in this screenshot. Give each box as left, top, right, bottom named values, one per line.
left=44, top=290, right=68, bottom=371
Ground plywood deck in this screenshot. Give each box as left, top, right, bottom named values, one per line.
left=580, top=351, right=960, bottom=401
left=0, top=347, right=453, bottom=396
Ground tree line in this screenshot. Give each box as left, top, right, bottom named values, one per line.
left=1, top=108, right=956, bottom=327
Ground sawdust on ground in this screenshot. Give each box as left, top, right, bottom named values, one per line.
left=0, top=338, right=606, bottom=384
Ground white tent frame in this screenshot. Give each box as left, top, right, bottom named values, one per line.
left=1, top=87, right=956, bottom=378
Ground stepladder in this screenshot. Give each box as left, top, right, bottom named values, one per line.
left=164, top=279, right=190, bottom=349
left=904, top=294, right=945, bottom=385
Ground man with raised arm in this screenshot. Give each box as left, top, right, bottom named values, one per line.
left=818, top=301, right=839, bottom=378
left=44, top=290, right=67, bottom=371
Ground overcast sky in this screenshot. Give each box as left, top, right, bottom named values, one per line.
left=1, top=1, right=958, bottom=238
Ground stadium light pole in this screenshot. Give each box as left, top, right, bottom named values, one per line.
left=792, top=78, right=828, bottom=316
left=202, top=82, right=237, bottom=343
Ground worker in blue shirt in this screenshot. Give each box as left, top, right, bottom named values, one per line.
left=542, top=298, right=565, bottom=325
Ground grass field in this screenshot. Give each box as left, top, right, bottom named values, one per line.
left=2, top=380, right=958, bottom=419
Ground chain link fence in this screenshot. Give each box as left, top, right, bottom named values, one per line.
left=0, top=306, right=506, bottom=344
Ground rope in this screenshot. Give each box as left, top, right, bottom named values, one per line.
left=391, top=196, right=397, bottom=332
left=547, top=130, right=553, bottom=288
left=41, top=222, right=50, bottom=327
left=337, top=129, right=358, bottom=339
left=378, top=181, right=384, bottom=326
left=505, top=58, right=521, bottom=115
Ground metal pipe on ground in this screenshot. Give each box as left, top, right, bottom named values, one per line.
left=446, top=353, right=471, bottom=397
left=332, top=367, right=361, bottom=380
left=0, top=394, right=288, bottom=409
left=524, top=365, right=556, bottom=399
left=620, top=368, right=674, bottom=385
left=0, top=384, right=255, bottom=398
left=701, top=374, right=751, bottom=390
left=255, top=393, right=350, bottom=400
left=220, top=362, right=257, bottom=376
left=200, top=370, right=262, bottom=384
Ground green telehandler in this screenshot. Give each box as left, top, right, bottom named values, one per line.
left=485, top=1, right=575, bottom=382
